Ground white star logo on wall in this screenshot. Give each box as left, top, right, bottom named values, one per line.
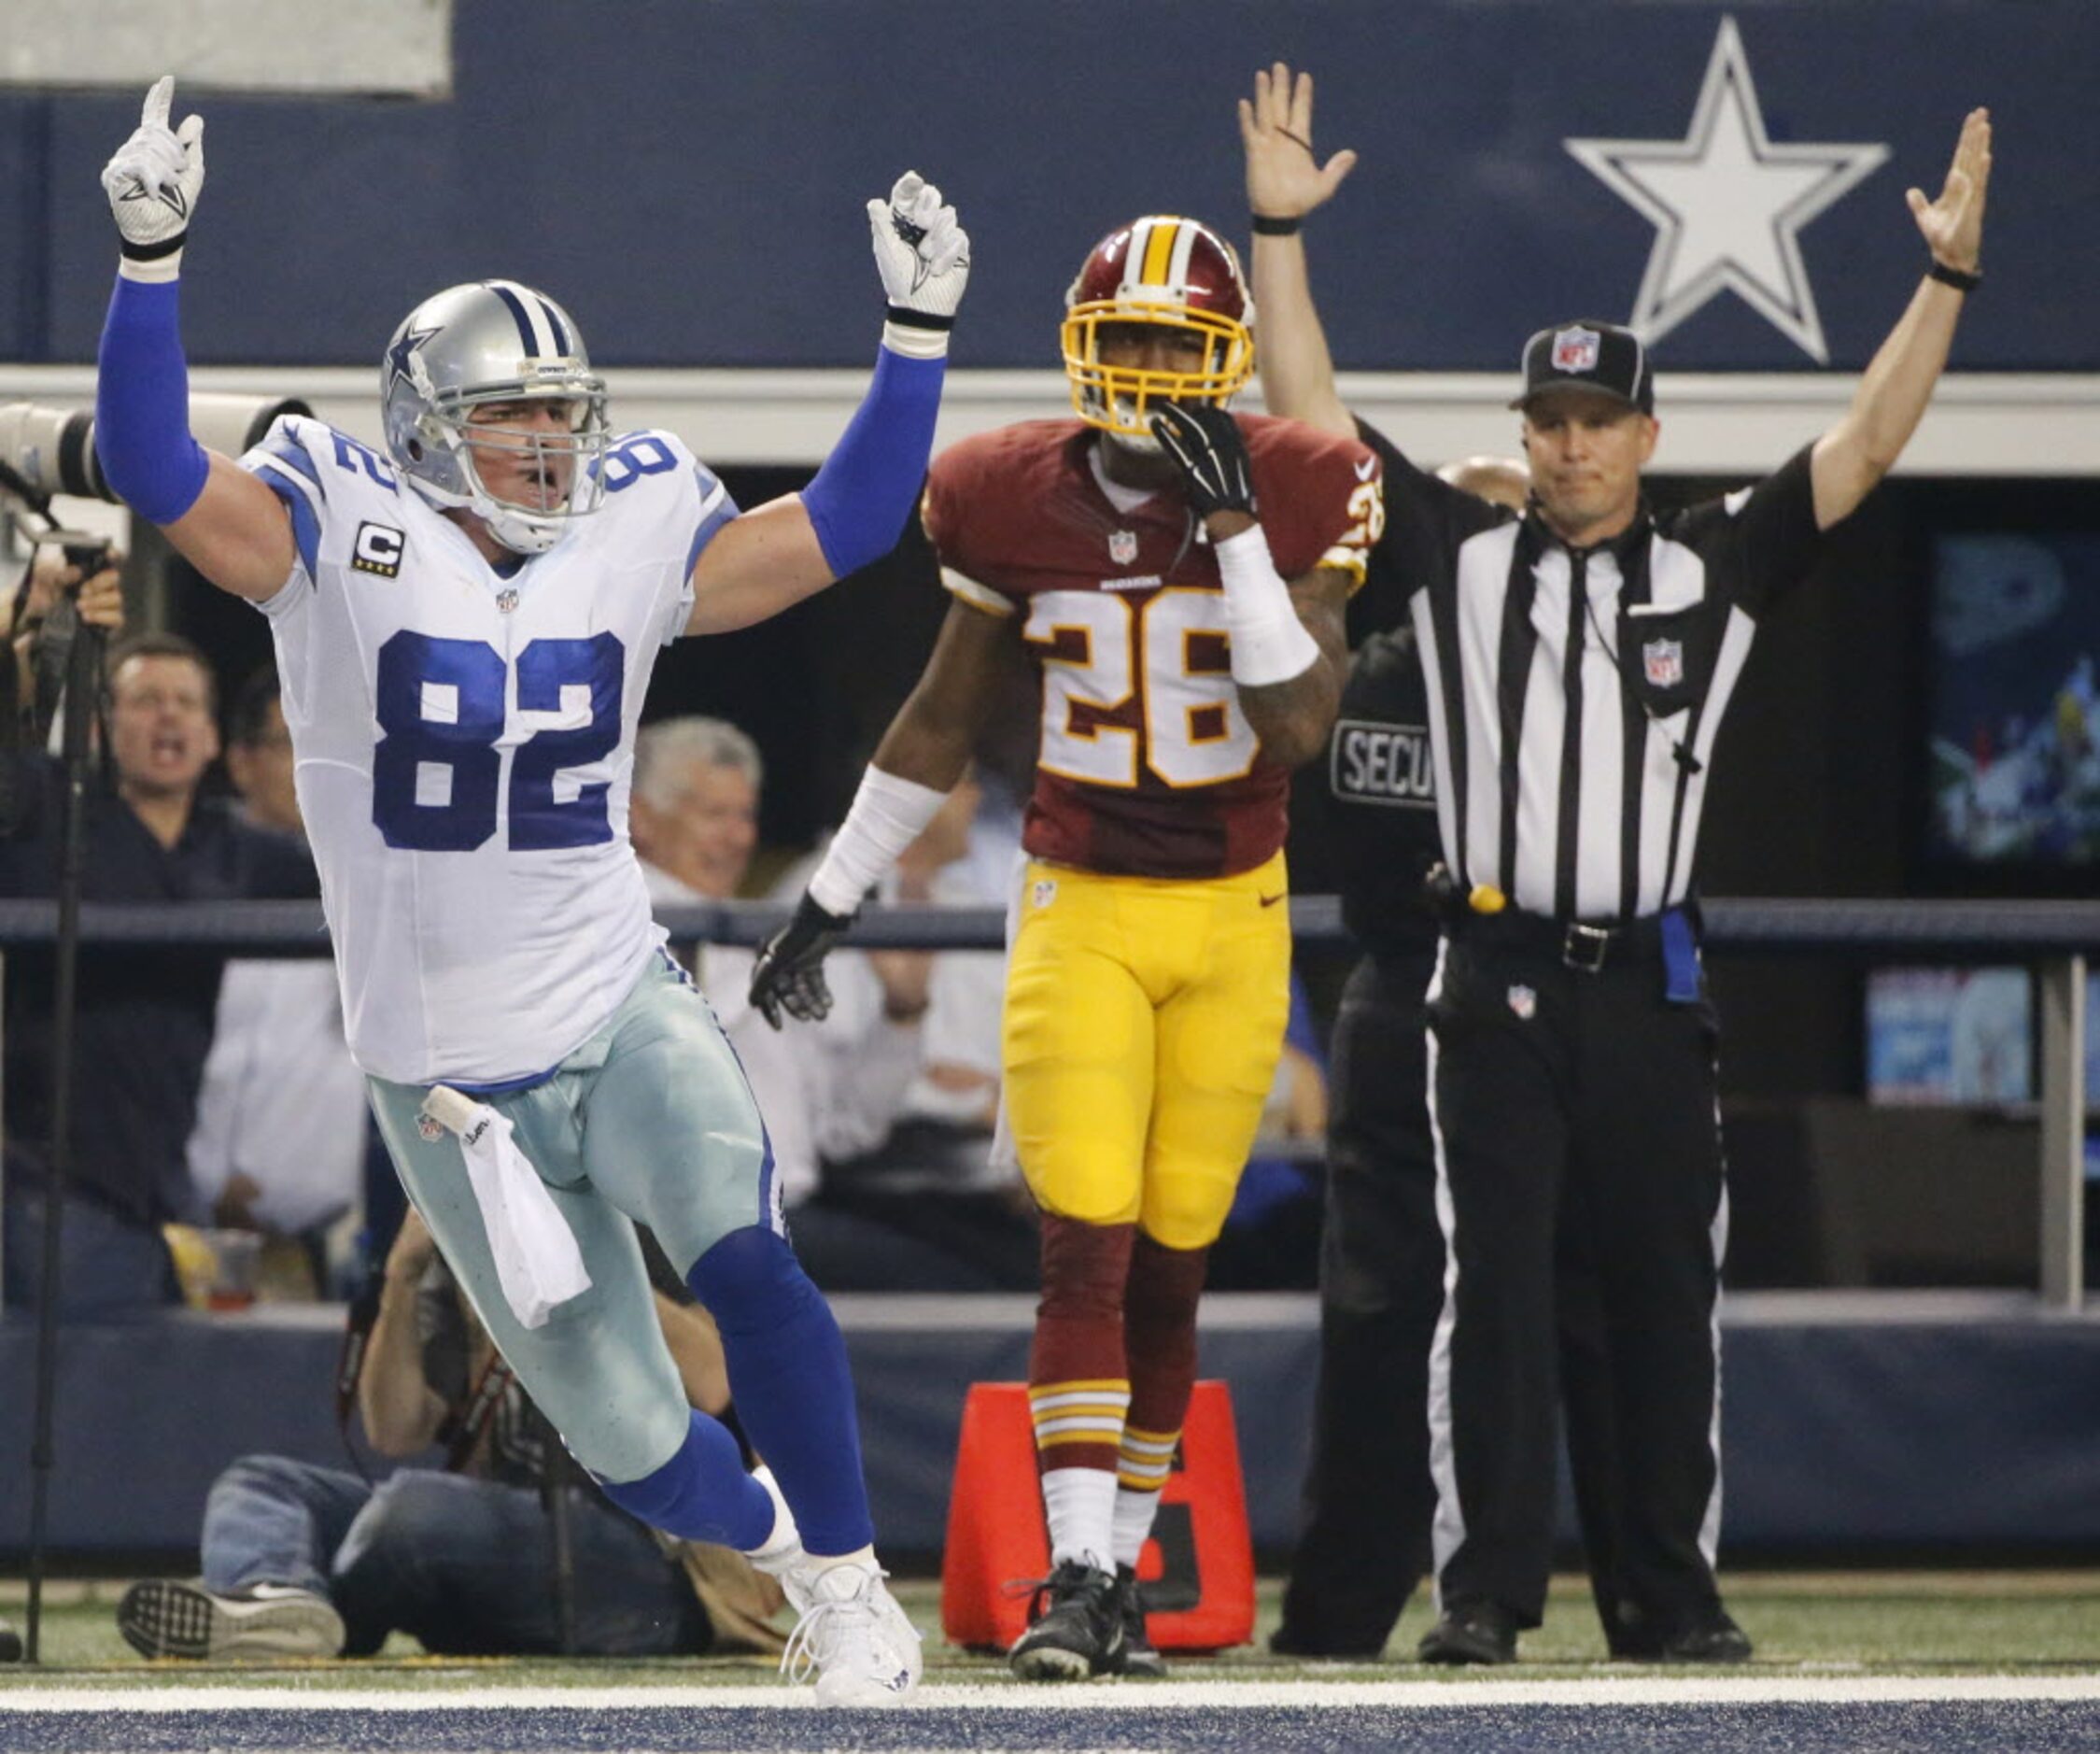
left=1565, top=16, right=1889, bottom=362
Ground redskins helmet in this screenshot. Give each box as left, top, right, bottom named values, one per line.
left=380, top=280, right=612, bottom=555
left=1061, top=216, right=1256, bottom=441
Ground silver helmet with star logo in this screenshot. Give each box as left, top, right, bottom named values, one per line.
left=379, top=280, right=612, bottom=555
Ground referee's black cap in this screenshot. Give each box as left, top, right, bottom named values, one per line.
left=1512, top=320, right=1654, bottom=415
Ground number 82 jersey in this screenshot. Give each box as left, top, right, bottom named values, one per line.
left=926, top=416, right=1383, bottom=878
left=240, top=415, right=735, bottom=1086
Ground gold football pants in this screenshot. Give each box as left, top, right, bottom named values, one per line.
left=1002, top=852, right=1292, bottom=1250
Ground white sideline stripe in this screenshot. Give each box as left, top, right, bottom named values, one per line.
left=7, top=1677, right=2100, bottom=1712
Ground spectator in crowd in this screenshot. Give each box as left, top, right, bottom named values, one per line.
left=116, top=1209, right=785, bottom=1660
left=186, top=667, right=367, bottom=1295
left=630, top=716, right=924, bottom=1216
left=1244, top=62, right=1989, bottom=1662
left=798, top=763, right=1036, bottom=1292
left=631, top=716, right=1022, bottom=1289
left=1, top=628, right=315, bottom=1318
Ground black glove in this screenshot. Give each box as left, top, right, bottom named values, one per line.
left=749, top=893, right=857, bottom=1030
left=1149, top=401, right=1256, bottom=517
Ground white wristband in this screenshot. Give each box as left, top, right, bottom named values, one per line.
left=881, top=318, right=951, bottom=361
left=1214, top=525, right=1319, bottom=687
left=119, top=250, right=182, bottom=285
left=808, top=766, right=950, bottom=916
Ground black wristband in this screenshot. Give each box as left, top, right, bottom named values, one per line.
left=1926, top=258, right=1981, bottom=293
left=118, top=231, right=187, bottom=262
left=1250, top=214, right=1302, bottom=236
left=883, top=304, right=954, bottom=331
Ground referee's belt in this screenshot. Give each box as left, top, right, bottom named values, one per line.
left=1448, top=903, right=1697, bottom=981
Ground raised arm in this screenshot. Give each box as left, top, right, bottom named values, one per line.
left=1810, top=108, right=1992, bottom=531
left=94, top=78, right=296, bottom=601
left=1240, top=63, right=1360, bottom=439
left=683, top=177, right=971, bottom=634
left=748, top=597, right=1011, bottom=1029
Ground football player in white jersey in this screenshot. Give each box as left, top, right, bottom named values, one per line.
left=92, top=77, right=970, bottom=1704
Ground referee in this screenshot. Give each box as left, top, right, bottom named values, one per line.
left=1273, top=467, right=1638, bottom=1661
left=1242, top=65, right=1992, bottom=1662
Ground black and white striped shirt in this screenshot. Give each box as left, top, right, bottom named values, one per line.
left=1355, top=426, right=1822, bottom=921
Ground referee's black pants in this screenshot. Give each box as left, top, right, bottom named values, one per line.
left=1279, top=949, right=1642, bottom=1653
left=1426, top=929, right=1727, bottom=1636
left=1277, top=947, right=1445, bottom=1651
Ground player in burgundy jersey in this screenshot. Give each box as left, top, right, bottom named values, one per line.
left=754, top=215, right=1383, bottom=1678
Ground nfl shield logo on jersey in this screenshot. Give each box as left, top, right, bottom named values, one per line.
left=1031, top=878, right=1057, bottom=910
left=1108, top=530, right=1138, bottom=565
left=1642, top=637, right=1684, bottom=688
left=1507, top=983, right=1537, bottom=1021
left=1551, top=327, right=1600, bottom=374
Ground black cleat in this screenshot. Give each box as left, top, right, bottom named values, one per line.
left=1110, top=1564, right=1167, bottom=1677
left=1418, top=1601, right=1518, bottom=1665
left=1609, top=1605, right=1753, bottom=1663
left=1008, top=1559, right=1124, bottom=1680
left=1655, top=1611, right=1753, bottom=1663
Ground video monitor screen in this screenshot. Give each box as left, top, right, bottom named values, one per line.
left=1924, top=530, right=2100, bottom=869
left=1865, top=965, right=2100, bottom=1176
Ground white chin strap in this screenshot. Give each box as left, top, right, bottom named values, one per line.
left=478, top=498, right=565, bottom=556
left=402, top=473, right=564, bottom=557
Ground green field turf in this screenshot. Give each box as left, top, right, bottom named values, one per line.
left=5, top=1572, right=2097, bottom=1684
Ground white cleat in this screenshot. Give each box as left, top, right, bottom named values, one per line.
left=116, top=1579, right=343, bottom=1662
left=779, top=1560, right=923, bottom=1706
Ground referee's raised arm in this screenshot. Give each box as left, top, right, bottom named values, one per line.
left=1811, top=109, right=1993, bottom=530
left=1241, top=63, right=1359, bottom=440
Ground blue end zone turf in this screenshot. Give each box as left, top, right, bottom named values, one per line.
left=5, top=1690, right=2100, bottom=1753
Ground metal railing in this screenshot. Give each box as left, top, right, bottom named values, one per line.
left=0, top=894, right=2090, bottom=1304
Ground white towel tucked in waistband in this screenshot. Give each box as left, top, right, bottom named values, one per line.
left=420, top=1084, right=590, bottom=1329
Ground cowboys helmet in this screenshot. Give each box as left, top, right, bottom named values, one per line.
left=380, top=281, right=611, bottom=555
left=1061, top=216, right=1256, bottom=443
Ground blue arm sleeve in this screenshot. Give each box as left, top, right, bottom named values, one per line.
left=797, top=345, right=945, bottom=578
left=94, top=275, right=210, bottom=527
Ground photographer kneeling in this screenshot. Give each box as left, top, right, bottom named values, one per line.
left=119, top=1209, right=787, bottom=1661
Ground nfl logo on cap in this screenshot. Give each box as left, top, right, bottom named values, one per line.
left=1551, top=326, right=1601, bottom=375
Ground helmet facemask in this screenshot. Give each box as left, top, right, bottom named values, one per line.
left=1061, top=303, right=1255, bottom=445
left=415, top=381, right=612, bottom=556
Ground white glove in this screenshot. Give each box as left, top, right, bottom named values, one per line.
left=867, top=172, right=969, bottom=358
left=101, top=76, right=204, bottom=282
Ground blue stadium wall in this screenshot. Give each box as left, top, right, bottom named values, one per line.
left=1, top=0, right=2093, bottom=374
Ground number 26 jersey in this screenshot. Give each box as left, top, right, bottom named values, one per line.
left=240, top=415, right=734, bottom=1086
left=925, top=417, right=1382, bottom=879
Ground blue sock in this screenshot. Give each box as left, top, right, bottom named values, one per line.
left=595, top=1408, right=773, bottom=1550
left=688, top=1225, right=873, bottom=1556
